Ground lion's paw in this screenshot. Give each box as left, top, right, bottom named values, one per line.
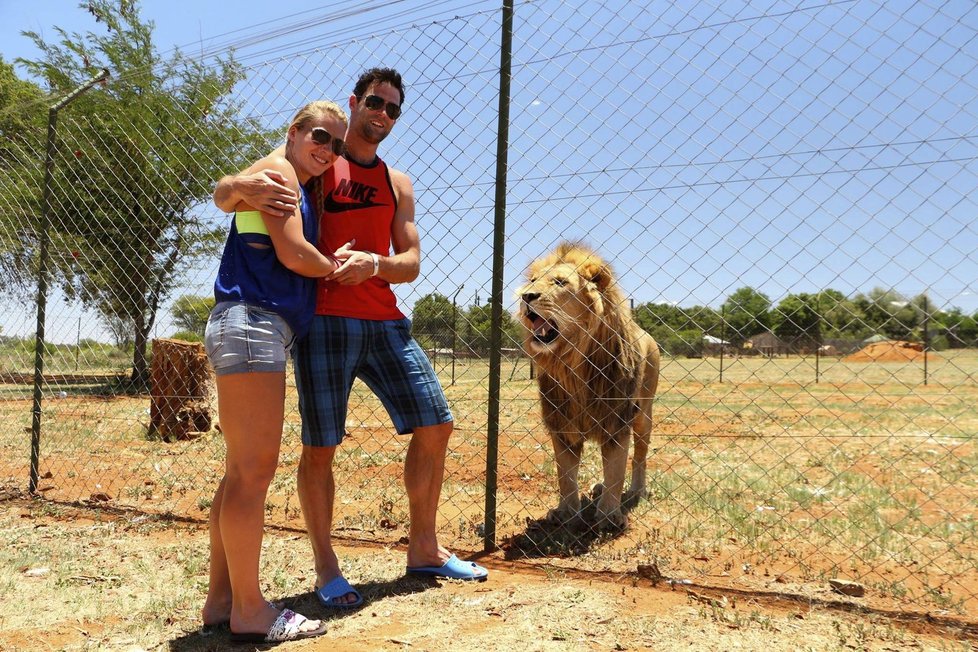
left=593, top=505, right=627, bottom=532
left=545, top=505, right=581, bottom=525
left=622, top=486, right=648, bottom=509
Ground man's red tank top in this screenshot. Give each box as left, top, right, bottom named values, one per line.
left=315, top=154, right=405, bottom=320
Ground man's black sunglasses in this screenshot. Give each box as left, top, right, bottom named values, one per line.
left=362, top=94, right=402, bottom=120
left=310, top=127, right=345, bottom=155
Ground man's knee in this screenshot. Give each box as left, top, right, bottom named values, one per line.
left=300, top=445, right=337, bottom=473
left=413, top=421, right=453, bottom=447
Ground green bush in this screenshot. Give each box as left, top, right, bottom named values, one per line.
left=659, top=329, right=704, bottom=357
left=928, top=334, right=949, bottom=351
left=169, top=330, right=204, bottom=343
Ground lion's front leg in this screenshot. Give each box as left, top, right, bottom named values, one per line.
left=595, top=432, right=629, bottom=530
left=547, top=433, right=583, bottom=523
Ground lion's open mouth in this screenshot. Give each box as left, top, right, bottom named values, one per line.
left=526, top=309, right=559, bottom=344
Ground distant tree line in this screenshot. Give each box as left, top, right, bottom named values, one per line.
left=631, top=287, right=974, bottom=357
left=164, top=284, right=977, bottom=360
left=406, top=286, right=978, bottom=358
left=410, top=293, right=523, bottom=356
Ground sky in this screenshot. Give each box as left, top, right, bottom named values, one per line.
left=2, top=1, right=977, bottom=344
left=0, top=1, right=461, bottom=63
left=2, top=2, right=283, bottom=61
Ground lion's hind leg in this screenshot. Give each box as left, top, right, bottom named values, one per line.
left=624, top=405, right=652, bottom=509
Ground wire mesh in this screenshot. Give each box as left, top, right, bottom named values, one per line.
left=1, top=0, right=976, bottom=619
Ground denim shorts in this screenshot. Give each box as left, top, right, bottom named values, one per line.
left=293, top=315, right=453, bottom=447
left=204, top=301, right=295, bottom=376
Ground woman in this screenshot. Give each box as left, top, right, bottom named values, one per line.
left=201, top=101, right=348, bottom=643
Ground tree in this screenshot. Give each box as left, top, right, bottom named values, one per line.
left=0, top=56, right=47, bottom=284
left=813, top=289, right=865, bottom=339
left=939, top=307, right=978, bottom=348
left=854, top=288, right=917, bottom=340
left=411, top=292, right=455, bottom=349
left=460, top=303, right=523, bottom=356
left=772, top=293, right=821, bottom=346
left=170, top=294, right=215, bottom=337
left=12, top=1, right=274, bottom=385
left=634, top=302, right=721, bottom=339
left=632, top=302, right=721, bottom=356
left=721, top=287, right=772, bottom=343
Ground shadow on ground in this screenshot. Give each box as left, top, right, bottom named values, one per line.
left=502, top=490, right=640, bottom=559
left=167, top=574, right=438, bottom=651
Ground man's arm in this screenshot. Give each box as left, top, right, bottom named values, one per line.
left=212, top=146, right=297, bottom=217
left=213, top=169, right=299, bottom=217
left=328, top=169, right=421, bottom=285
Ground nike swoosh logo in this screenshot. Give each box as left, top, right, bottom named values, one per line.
left=323, top=193, right=386, bottom=213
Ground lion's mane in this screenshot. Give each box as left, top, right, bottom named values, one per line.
left=521, top=242, right=649, bottom=449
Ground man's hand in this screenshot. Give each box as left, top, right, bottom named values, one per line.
left=332, top=240, right=356, bottom=261
left=327, top=250, right=376, bottom=285
left=235, top=169, right=298, bottom=217
left=326, top=240, right=356, bottom=273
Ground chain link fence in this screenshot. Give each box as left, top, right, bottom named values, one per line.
left=2, top=0, right=976, bottom=621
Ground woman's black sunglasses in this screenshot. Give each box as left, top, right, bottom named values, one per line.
left=310, top=127, right=345, bottom=155
left=362, top=94, right=402, bottom=120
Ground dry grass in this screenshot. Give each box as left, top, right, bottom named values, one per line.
left=1, top=500, right=974, bottom=652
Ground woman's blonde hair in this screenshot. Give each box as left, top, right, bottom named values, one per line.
left=288, top=100, right=348, bottom=132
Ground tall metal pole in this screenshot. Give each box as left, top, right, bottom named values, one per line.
left=29, top=69, right=109, bottom=495
left=922, top=295, right=929, bottom=386
left=451, top=284, right=464, bottom=386
left=719, top=304, right=725, bottom=383
left=484, top=0, right=513, bottom=552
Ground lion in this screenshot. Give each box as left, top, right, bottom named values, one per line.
left=517, top=242, right=660, bottom=530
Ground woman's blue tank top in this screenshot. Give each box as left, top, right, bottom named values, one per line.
left=213, top=183, right=318, bottom=339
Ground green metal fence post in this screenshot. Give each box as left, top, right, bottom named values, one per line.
left=29, top=69, right=109, bottom=495
left=484, top=0, right=514, bottom=553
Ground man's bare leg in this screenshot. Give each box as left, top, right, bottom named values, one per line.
left=297, top=445, right=358, bottom=605
left=403, top=421, right=453, bottom=567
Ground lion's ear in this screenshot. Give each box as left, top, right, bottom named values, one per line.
left=581, top=260, right=613, bottom=291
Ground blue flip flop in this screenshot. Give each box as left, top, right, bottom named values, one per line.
left=315, top=575, right=364, bottom=609
left=406, top=554, right=488, bottom=581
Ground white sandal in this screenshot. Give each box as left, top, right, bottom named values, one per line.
left=230, top=608, right=327, bottom=644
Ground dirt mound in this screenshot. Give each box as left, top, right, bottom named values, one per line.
left=843, top=340, right=940, bottom=363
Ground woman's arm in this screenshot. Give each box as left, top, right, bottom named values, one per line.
left=240, top=157, right=338, bottom=278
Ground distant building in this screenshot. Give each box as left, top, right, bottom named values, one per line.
left=745, top=332, right=787, bottom=357
left=862, top=334, right=890, bottom=345
left=702, top=334, right=732, bottom=356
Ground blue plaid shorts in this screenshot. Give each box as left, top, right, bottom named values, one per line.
left=293, top=315, right=453, bottom=447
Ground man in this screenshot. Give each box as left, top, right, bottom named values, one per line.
left=213, top=68, right=488, bottom=608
